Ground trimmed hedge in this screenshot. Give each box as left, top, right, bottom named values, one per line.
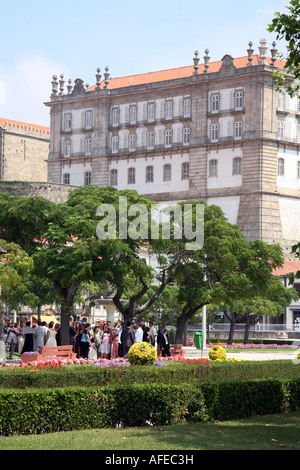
left=1, top=360, right=300, bottom=390
left=0, top=379, right=300, bottom=436
left=0, top=384, right=208, bottom=436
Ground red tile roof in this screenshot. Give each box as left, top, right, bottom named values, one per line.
left=89, top=55, right=286, bottom=91
left=273, top=260, right=300, bottom=277
left=0, top=118, right=50, bottom=134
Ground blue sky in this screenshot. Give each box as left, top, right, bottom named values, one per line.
left=0, top=0, right=289, bottom=126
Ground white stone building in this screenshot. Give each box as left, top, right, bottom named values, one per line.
left=45, top=40, right=300, bottom=329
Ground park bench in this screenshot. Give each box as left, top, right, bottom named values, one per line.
left=158, top=344, right=185, bottom=358
left=21, top=345, right=76, bottom=363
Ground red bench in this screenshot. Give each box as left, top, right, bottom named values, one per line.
left=21, top=345, right=76, bottom=363
left=158, top=344, right=185, bottom=358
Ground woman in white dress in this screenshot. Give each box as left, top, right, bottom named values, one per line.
left=45, top=321, right=57, bottom=347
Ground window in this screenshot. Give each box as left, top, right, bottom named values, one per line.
left=297, top=161, right=300, bottom=178
left=211, top=124, right=219, bottom=142
left=235, top=121, right=242, bottom=139
left=163, top=164, right=171, bottom=181
left=278, top=158, right=284, bottom=176
left=184, top=98, right=191, bottom=118
left=211, top=94, right=219, bottom=113
left=85, top=138, right=92, bottom=155
left=85, top=110, right=93, bottom=129
left=64, top=113, right=72, bottom=131
left=63, top=173, right=70, bottom=185
left=147, top=132, right=154, bottom=149
left=183, top=128, right=190, bottom=145
left=146, top=166, right=154, bottom=183
left=110, top=169, right=118, bottom=186
left=182, top=162, right=189, bottom=180
left=278, top=122, right=284, bottom=140
left=128, top=167, right=136, bottom=185
left=148, top=103, right=155, bottom=122
left=209, top=159, right=218, bottom=177
left=64, top=140, right=71, bottom=157
left=129, top=106, right=137, bottom=125
left=166, top=100, right=173, bottom=120
left=129, top=134, right=136, bottom=151
left=277, top=92, right=285, bottom=110
left=112, top=136, right=119, bottom=153
left=165, top=130, right=172, bottom=148
left=233, top=157, right=242, bottom=175
left=235, top=91, right=244, bottom=110
left=112, top=108, right=120, bottom=126
left=84, top=171, right=91, bottom=185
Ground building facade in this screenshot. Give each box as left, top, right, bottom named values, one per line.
left=46, top=40, right=300, bottom=260
left=0, top=118, right=50, bottom=182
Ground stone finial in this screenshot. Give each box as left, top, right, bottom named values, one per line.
left=72, top=78, right=86, bottom=95
left=247, top=41, right=254, bottom=66
left=193, top=50, right=200, bottom=75
left=104, top=66, right=110, bottom=89
left=270, top=41, right=278, bottom=66
left=85, top=83, right=90, bottom=91
left=96, top=68, right=102, bottom=88
left=203, top=49, right=210, bottom=73
left=51, top=75, right=58, bottom=95
left=67, top=79, right=73, bottom=94
left=258, top=39, right=268, bottom=64
left=59, top=74, right=65, bottom=95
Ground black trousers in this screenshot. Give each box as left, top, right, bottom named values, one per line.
left=80, top=341, right=90, bottom=358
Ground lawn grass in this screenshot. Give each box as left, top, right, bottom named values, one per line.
left=1, top=411, right=299, bottom=451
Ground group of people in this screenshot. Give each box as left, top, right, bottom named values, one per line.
left=4, top=320, right=60, bottom=359
left=5, top=319, right=171, bottom=360
left=72, top=320, right=171, bottom=360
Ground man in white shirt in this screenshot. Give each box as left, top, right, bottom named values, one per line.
left=148, top=322, right=157, bottom=347
left=134, top=322, right=143, bottom=342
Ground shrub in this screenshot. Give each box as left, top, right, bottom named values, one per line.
left=209, top=345, right=227, bottom=361
left=128, top=342, right=157, bottom=365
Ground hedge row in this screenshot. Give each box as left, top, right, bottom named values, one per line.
left=1, top=360, right=300, bottom=389
left=1, top=378, right=300, bottom=436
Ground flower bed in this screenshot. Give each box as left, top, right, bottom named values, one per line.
left=208, top=343, right=294, bottom=349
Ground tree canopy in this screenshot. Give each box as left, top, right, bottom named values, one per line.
left=268, top=0, right=300, bottom=96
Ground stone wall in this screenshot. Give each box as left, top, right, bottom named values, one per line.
left=0, top=181, right=76, bottom=203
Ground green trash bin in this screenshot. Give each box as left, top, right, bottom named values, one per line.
left=194, top=331, right=203, bottom=350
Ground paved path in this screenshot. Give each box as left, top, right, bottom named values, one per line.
left=183, top=346, right=300, bottom=362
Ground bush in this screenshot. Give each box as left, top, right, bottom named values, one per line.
left=128, top=342, right=157, bottom=365
left=1, top=378, right=300, bottom=435
left=0, top=384, right=209, bottom=435
left=209, top=345, right=227, bottom=361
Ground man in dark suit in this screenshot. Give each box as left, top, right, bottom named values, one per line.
left=121, top=322, right=135, bottom=358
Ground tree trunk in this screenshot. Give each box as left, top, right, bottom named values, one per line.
left=59, top=287, right=77, bottom=345
left=244, top=313, right=251, bottom=344
left=227, top=312, right=236, bottom=345
left=175, top=316, right=186, bottom=345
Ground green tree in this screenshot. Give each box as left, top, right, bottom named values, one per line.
left=160, top=202, right=288, bottom=344
left=0, top=240, right=33, bottom=361
left=268, top=0, right=300, bottom=96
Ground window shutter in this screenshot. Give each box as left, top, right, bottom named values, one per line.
left=141, top=129, right=146, bottom=147
left=142, top=103, right=147, bottom=121
left=81, top=111, right=85, bottom=129
left=160, top=100, right=165, bottom=119
left=227, top=119, right=234, bottom=137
